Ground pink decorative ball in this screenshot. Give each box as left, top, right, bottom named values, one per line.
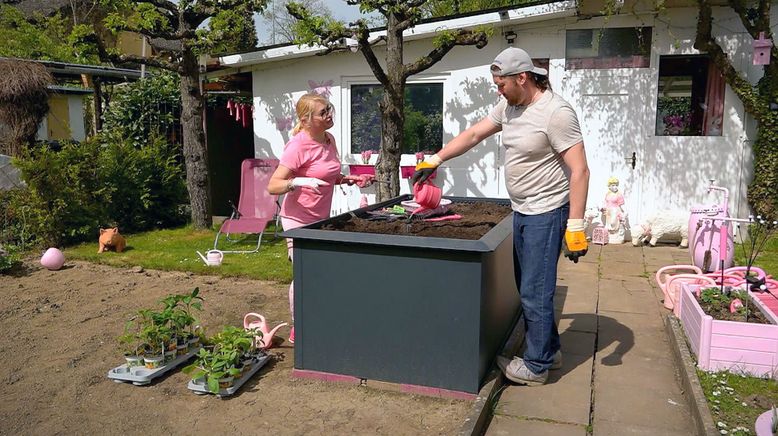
left=40, top=247, right=65, bottom=270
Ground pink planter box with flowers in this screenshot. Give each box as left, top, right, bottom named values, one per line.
left=678, top=284, right=778, bottom=378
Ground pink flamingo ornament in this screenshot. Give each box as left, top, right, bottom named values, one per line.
left=243, top=313, right=289, bottom=349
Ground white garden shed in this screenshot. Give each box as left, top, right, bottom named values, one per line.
left=205, top=0, right=772, bottom=227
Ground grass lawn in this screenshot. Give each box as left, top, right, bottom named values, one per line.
left=734, top=231, right=778, bottom=275
left=66, top=224, right=292, bottom=283
left=697, top=370, right=778, bottom=435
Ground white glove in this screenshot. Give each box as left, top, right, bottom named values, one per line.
left=290, top=177, right=329, bottom=194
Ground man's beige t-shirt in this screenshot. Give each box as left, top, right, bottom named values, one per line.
left=488, top=90, right=583, bottom=215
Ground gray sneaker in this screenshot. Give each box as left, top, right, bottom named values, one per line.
left=551, top=350, right=562, bottom=370
left=496, top=356, right=548, bottom=386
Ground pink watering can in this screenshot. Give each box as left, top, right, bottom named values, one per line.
left=412, top=180, right=442, bottom=213
left=196, top=249, right=223, bottom=266
left=243, top=313, right=288, bottom=349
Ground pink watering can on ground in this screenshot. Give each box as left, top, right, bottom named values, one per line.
left=243, top=313, right=288, bottom=349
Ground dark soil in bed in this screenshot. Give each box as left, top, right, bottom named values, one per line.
left=321, top=201, right=512, bottom=240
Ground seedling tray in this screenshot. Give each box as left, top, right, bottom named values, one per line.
left=107, top=348, right=200, bottom=386
left=187, top=353, right=271, bottom=397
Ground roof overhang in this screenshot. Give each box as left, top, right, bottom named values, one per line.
left=207, top=0, right=578, bottom=76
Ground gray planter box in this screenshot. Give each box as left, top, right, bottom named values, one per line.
left=282, top=195, right=520, bottom=394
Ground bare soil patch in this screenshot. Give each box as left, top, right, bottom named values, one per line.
left=323, top=201, right=511, bottom=239
left=0, top=260, right=469, bottom=435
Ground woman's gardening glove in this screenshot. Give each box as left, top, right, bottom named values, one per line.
left=411, top=154, right=443, bottom=185
left=289, top=177, right=329, bottom=194
left=563, top=219, right=588, bottom=263
left=342, top=174, right=375, bottom=188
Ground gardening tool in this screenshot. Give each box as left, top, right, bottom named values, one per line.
left=424, top=213, right=462, bottom=222
left=196, top=249, right=224, bottom=266
left=243, top=313, right=288, bottom=349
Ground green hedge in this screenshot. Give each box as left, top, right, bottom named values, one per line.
left=3, top=134, right=187, bottom=248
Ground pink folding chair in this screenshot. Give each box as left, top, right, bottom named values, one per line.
left=213, top=158, right=280, bottom=254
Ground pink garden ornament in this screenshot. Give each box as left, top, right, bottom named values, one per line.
left=40, top=247, right=65, bottom=270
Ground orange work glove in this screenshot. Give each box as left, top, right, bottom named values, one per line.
left=563, top=218, right=588, bottom=263
left=410, top=154, right=443, bottom=185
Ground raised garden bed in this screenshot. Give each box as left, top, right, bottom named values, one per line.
left=282, top=195, right=519, bottom=397
left=678, top=283, right=778, bottom=378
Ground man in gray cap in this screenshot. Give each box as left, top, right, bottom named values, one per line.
left=412, top=47, right=590, bottom=386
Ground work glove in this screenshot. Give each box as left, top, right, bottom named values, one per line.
left=342, top=174, right=374, bottom=188
left=410, top=154, right=443, bottom=185
left=290, top=177, right=329, bottom=194
left=563, top=218, right=588, bottom=263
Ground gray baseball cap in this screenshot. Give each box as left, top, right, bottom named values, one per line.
left=491, top=47, right=548, bottom=76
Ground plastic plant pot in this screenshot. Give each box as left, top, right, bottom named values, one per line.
left=124, top=355, right=144, bottom=368
left=144, top=355, right=164, bottom=369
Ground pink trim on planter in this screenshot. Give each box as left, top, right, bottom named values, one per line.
left=291, top=368, right=476, bottom=400
left=679, top=284, right=778, bottom=379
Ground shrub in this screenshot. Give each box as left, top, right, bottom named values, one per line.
left=9, top=134, right=187, bottom=247
left=101, top=72, right=181, bottom=147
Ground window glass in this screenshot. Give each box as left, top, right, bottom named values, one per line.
left=565, top=27, right=652, bottom=70
left=655, top=55, right=724, bottom=136
left=350, top=83, right=443, bottom=154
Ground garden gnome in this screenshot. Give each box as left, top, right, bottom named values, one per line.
left=601, top=177, right=627, bottom=244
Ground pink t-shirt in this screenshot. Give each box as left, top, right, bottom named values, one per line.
left=280, top=131, right=341, bottom=229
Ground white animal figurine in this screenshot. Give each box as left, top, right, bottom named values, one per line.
left=631, top=210, right=689, bottom=248
left=583, top=207, right=602, bottom=241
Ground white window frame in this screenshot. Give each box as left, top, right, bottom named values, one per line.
left=340, top=74, right=449, bottom=166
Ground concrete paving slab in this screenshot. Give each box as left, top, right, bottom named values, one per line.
left=597, top=288, right=658, bottom=314
left=594, top=354, right=681, bottom=395
left=592, top=419, right=692, bottom=435
left=496, top=356, right=594, bottom=425
left=558, top=313, right=597, bottom=333
left=600, top=310, right=663, bottom=339
left=558, top=330, right=596, bottom=357
left=593, top=384, right=692, bottom=432
left=486, top=415, right=588, bottom=435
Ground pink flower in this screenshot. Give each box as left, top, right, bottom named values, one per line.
left=361, top=150, right=373, bottom=164
left=415, top=152, right=425, bottom=164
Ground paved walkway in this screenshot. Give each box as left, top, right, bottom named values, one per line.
left=486, top=243, right=696, bottom=435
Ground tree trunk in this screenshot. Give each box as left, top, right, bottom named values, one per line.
left=179, top=49, right=212, bottom=229
left=375, top=14, right=405, bottom=202
left=92, top=78, right=103, bottom=135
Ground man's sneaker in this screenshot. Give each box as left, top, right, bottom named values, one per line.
left=551, top=350, right=562, bottom=370
left=289, top=326, right=295, bottom=344
left=496, top=356, right=548, bottom=386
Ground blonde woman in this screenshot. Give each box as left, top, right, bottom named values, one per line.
left=268, top=93, right=372, bottom=344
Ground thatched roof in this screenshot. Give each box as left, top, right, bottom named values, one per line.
left=0, top=59, right=52, bottom=104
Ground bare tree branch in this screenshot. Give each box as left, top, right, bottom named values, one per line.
left=114, top=52, right=179, bottom=71
left=404, top=29, right=487, bottom=79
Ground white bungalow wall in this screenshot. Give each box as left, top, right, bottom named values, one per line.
left=249, top=6, right=767, bottom=225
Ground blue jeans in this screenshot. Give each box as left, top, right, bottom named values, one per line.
left=513, top=203, right=569, bottom=374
